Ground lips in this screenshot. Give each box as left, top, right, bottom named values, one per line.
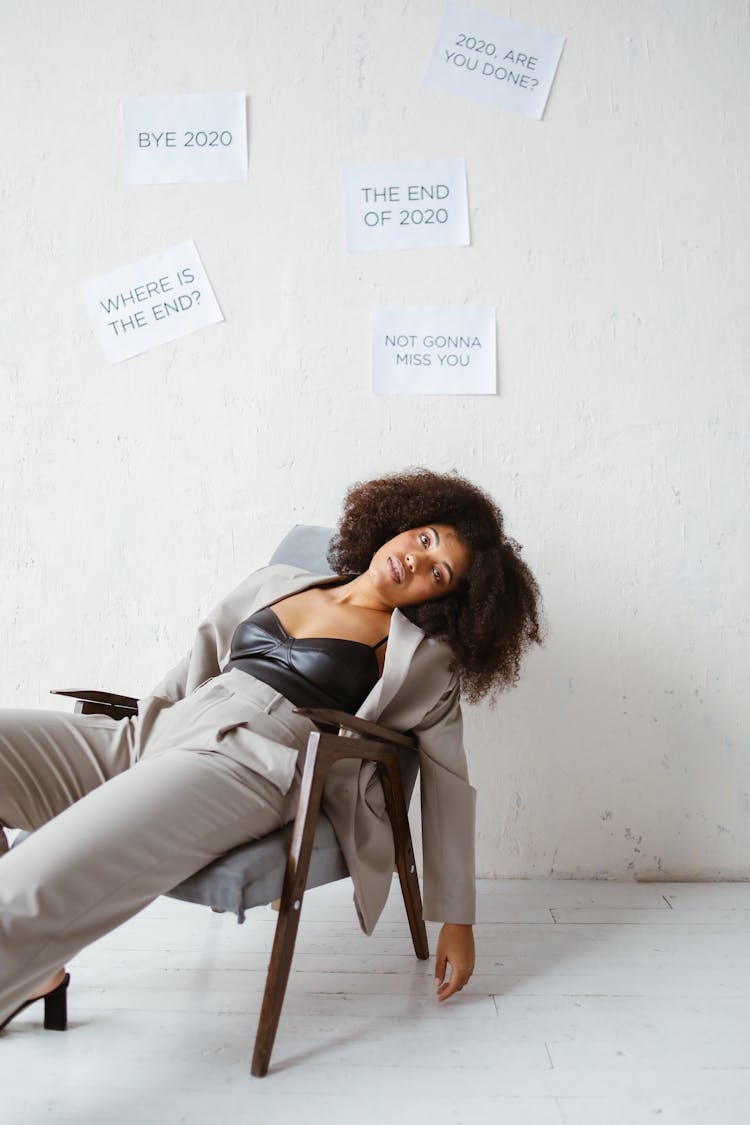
left=387, top=555, right=405, bottom=584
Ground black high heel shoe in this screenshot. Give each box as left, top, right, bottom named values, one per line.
left=0, top=972, right=70, bottom=1032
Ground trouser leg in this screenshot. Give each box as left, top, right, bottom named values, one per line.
left=0, top=745, right=296, bottom=1021
left=0, top=708, right=134, bottom=856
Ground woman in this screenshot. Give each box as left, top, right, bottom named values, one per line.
left=0, top=468, right=542, bottom=1031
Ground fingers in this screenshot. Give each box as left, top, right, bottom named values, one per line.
left=436, top=965, right=471, bottom=1002
left=434, top=923, right=475, bottom=1002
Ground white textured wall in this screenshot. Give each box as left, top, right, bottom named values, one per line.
left=1, top=0, right=748, bottom=880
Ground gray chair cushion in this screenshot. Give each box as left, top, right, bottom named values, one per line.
left=166, top=816, right=349, bottom=923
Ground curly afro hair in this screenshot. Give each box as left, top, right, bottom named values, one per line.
left=327, top=468, right=544, bottom=703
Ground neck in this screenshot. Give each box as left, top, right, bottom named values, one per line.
left=328, top=573, right=392, bottom=613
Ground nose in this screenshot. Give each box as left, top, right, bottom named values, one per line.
left=404, top=552, right=416, bottom=573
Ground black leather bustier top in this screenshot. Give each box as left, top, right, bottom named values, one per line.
left=223, top=606, right=387, bottom=713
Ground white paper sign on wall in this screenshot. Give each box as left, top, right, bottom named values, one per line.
left=425, top=4, right=565, bottom=120
left=122, top=93, right=248, bottom=184
left=79, top=240, right=224, bottom=363
left=372, top=306, right=496, bottom=395
left=343, top=158, right=470, bottom=252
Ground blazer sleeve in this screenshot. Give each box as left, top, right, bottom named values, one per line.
left=141, top=565, right=279, bottom=705
left=412, top=677, right=477, bottom=926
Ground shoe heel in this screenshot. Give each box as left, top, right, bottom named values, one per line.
left=43, top=972, right=70, bottom=1031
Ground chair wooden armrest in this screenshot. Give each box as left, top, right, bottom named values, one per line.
left=50, top=689, right=139, bottom=717
left=294, top=707, right=417, bottom=747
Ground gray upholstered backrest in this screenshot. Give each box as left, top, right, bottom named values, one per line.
left=268, top=524, right=336, bottom=574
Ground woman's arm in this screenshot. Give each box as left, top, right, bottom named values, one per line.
left=413, top=678, right=477, bottom=925
left=141, top=565, right=289, bottom=704
left=412, top=676, right=477, bottom=1000
left=435, top=923, right=476, bottom=1001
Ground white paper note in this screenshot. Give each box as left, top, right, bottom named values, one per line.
left=122, top=93, right=248, bottom=184
left=343, top=158, right=470, bottom=252
left=79, top=240, right=224, bottom=363
left=425, top=5, right=565, bottom=120
left=372, top=307, right=496, bottom=395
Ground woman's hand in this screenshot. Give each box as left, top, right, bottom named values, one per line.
left=434, top=922, right=475, bottom=1001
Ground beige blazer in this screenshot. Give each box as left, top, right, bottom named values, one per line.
left=136, top=565, right=476, bottom=934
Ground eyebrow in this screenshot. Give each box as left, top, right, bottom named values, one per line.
left=428, top=527, right=454, bottom=584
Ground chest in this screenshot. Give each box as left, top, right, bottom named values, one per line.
left=271, top=586, right=390, bottom=650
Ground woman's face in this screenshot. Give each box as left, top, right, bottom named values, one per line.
left=368, top=524, right=471, bottom=609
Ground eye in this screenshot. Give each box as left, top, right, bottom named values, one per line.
left=419, top=532, right=431, bottom=548
left=432, top=566, right=442, bottom=582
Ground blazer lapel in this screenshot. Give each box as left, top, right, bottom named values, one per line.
left=359, top=609, right=424, bottom=719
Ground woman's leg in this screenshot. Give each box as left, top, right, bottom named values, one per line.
left=0, top=744, right=297, bottom=1022
left=0, top=707, right=136, bottom=1007
left=0, top=677, right=310, bottom=1024
left=0, top=708, right=135, bottom=855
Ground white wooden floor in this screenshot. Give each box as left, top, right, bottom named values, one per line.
left=4, top=877, right=750, bottom=1125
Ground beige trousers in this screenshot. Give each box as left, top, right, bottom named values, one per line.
left=0, top=672, right=314, bottom=1024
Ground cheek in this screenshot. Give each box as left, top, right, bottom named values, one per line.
left=422, top=579, right=445, bottom=601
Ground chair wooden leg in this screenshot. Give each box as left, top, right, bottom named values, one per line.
left=379, top=760, right=429, bottom=961
left=251, top=732, right=329, bottom=1078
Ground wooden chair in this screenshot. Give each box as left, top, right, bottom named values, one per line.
left=48, top=527, right=429, bottom=1077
